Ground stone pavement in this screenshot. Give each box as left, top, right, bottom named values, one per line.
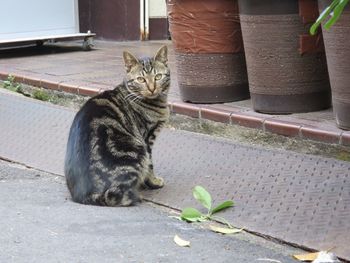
left=0, top=160, right=301, bottom=263
left=0, top=88, right=349, bottom=261
left=0, top=40, right=349, bottom=146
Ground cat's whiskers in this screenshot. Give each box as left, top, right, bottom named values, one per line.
left=130, top=95, right=143, bottom=104
left=124, top=93, right=136, bottom=101
left=124, top=91, right=143, bottom=105
left=125, top=93, right=140, bottom=103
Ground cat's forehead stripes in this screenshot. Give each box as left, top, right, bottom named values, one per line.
left=139, top=57, right=155, bottom=74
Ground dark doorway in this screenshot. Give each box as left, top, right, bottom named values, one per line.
left=79, top=0, right=140, bottom=41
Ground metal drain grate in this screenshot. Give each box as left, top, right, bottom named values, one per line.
left=0, top=91, right=74, bottom=175
left=149, top=130, right=350, bottom=259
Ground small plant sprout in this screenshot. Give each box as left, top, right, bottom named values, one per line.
left=3, top=75, right=22, bottom=92
left=180, top=186, right=235, bottom=228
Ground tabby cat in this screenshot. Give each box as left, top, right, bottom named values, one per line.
left=64, top=46, right=170, bottom=206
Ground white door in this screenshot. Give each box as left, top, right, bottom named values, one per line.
left=0, top=0, right=79, bottom=40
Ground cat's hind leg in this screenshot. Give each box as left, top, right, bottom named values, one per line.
left=80, top=187, right=140, bottom=207
left=104, top=170, right=142, bottom=206
left=104, top=184, right=141, bottom=206
left=81, top=171, right=142, bottom=206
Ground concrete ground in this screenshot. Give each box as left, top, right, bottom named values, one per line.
left=0, top=160, right=301, bottom=263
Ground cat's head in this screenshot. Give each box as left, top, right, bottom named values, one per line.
left=123, top=46, right=170, bottom=100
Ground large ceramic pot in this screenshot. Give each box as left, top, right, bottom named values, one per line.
left=167, top=0, right=249, bottom=103
left=238, top=0, right=331, bottom=113
left=318, top=0, right=350, bottom=130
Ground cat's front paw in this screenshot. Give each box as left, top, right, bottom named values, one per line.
left=145, top=176, right=164, bottom=189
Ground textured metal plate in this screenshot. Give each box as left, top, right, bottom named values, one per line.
left=0, top=90, right=74, bottom=175
left=150, top=130, right=350, bottom=259
left=0, top=89, right=349, bottom=259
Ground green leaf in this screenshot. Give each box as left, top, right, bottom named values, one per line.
left=210, top=200, right=234, bottom=215
left=180, top=207, right=204, bottom=222
left=193, top=185, right=212, bottom=210
left=324, top=0, right=349, bottom=30
left=310, top=0, right=341, bottom=35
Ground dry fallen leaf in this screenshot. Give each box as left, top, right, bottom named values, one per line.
left=293, top=250, right=340, bottom=262
left=209, top=225, right=243, bottom=235
left=173, top=235, right=190, bottom=247
left=293, top=252, right=320, bottom=261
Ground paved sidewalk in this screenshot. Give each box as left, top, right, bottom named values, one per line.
left=0, top=88, right=349, bottom=260
left=0, top=40, right=349, bottom=146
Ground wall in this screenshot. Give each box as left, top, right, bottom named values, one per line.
left=149, top=0, right=169, bottom=40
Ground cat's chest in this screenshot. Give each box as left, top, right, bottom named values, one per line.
left=138, top=105, right=168, bottom=123
left=140, top=118, right=165, bottom=137
left=130, top=101, right=169, bottom=137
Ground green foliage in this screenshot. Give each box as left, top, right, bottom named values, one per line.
left=181, top=207, right=206, bottom=222
left=336, top=151, right=350, bottom=162
left=193, top=186, right=212, bottom=210
left=2, top=75, right=22, bottom=92
left=310, top=0, right=349, bottom=35
left=32, top=89, right=50, bottom=101
left=211, top=200, right=234, bottom=214
left=180, top=185, right=234, bottom=228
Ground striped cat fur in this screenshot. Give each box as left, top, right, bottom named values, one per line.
left=64, top=46, right=170, bottom=206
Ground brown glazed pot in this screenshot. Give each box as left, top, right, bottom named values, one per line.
left=167, top=0, right=249, bottom=103
left=318, top=0, right=350, bottom=130
left=238, top=0, right=331, bottom=114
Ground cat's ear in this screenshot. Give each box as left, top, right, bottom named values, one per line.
left=154, top=45, right=168, bottom=65
left=123, top=51, right=139, bottom=73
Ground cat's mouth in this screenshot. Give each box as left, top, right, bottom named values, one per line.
left=143, top=91, right=162, bottom=100
left=145, top=94, right=160, bottom=100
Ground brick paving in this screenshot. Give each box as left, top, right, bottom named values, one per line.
left=0, top=40, right=348, bottom=146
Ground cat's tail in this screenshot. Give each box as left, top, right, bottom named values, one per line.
left=83, top=185, right=141, bottom=207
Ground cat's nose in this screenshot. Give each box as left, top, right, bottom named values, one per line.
left=148, top=85, right=156, bottom=94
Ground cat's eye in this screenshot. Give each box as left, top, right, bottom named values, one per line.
left=155, top=74, right=163, bottom=81
left=137, top=77, right=145, bottom=83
